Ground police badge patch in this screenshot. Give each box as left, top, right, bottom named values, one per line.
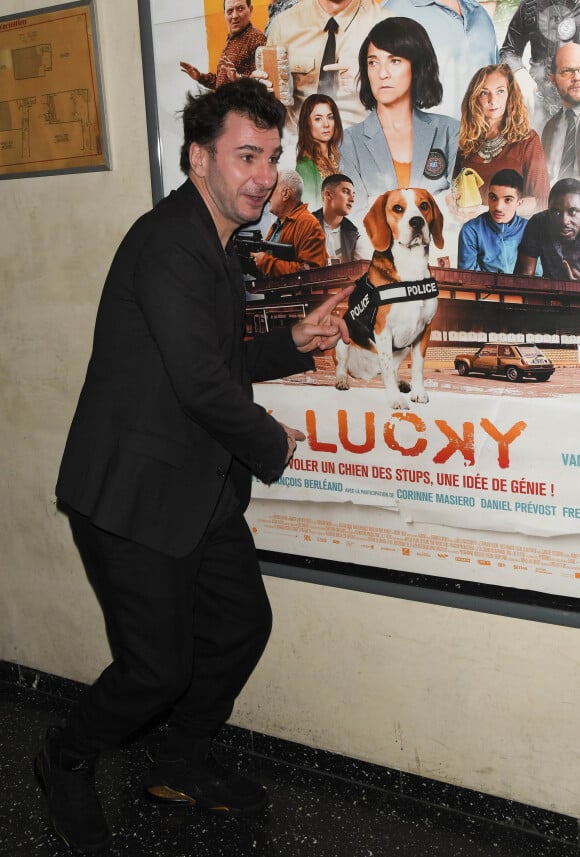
left=423, top=148, right=447, bottom=180
left=558, top=14, right=576, bottom=40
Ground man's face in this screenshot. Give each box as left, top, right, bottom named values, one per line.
left=267, top=181, right=286, bottom=218
left=320, top=0, right=355, bottom=11
left=548, top=192, right=580, bottom=243
left=550, top=43, right=580, bottom=107
left=325, top=181, right=355, bottom=218
left=200, top=112, right=280, bottom=230
left=224, top=0, right=252, bottom=36
left=488, top=185, right=522, bottom=224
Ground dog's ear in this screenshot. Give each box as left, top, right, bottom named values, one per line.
left=363, top=192, right=392, bottom=252
left=429, top=197, right=445, bottom=249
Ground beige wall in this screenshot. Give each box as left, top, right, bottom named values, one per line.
left=237, top=579, right=580, bottom=816
left=0, top=0, right=152, bottom=676
left=1, top=0, right=579, bottom=820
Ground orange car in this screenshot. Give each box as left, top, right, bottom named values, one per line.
left=454, top=343, right=555, bottom=382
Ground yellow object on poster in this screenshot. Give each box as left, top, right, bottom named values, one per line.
left=453, top=168, right=484, bottom=208
left=0, top=1, right=109, bottom=178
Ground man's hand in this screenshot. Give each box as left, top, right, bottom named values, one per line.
left=563, top=259, right=580, bottom=280
left=322, top=61, right=356, bottom=91
left=280, top=422, right=306, bottom=464
left=291, top=286, right=353, bottom=353
left=180, top=61, right=201, bottom=81
left=445, top=191, right=486, bottom=224
left=250, top=69, right=274, bottom=91
left=250, top=250, right=269, bottom=271
left=514, top=252, right=538, bottom=277
left=218, top=57, right=238, bottom=82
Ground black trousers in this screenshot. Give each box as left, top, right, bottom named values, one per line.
left=60, top=506, right=272, bottom=760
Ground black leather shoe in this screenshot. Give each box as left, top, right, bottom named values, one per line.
left=34, top=727, right=112, bottom=854
left=144, top=752, right=269, bottom=817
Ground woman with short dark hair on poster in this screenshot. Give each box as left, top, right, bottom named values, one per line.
left=339, top=17, right=459, bottom=220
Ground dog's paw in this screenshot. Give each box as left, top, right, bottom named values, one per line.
left=388, top=397, right=410, bottom=411
left=410, top=391, right=429, bottom=404
left=335, top=377, right=350, bottom=391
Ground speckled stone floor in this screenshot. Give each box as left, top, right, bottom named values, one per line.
left=1, top=679, right=578, bottom=856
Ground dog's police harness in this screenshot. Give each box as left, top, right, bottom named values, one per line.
left=345, top=274, right=438, bottom=347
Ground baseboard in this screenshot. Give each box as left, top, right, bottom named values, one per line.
left=1, top=659, right=577, bottom=847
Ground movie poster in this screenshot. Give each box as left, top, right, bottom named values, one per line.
left=144, top=0, right=580, bottom=597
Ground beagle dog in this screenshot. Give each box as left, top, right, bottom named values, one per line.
left=335, top=188, right=444, bottom=410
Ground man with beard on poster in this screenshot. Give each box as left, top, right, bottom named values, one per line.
left=500, top=0, right=580, bottom=128
left=542, top=42, right=580, bottom=183
left=515, top=177, right=580, bottom=278
left=34, top=79, right=351, bottom=855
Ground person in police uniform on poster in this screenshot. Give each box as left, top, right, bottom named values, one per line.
left=338, top=18, right=459, bottom=223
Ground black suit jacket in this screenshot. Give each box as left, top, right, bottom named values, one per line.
left=541, top=108, right=580, bottom=182
left=56, top=180, right=313, bottom=557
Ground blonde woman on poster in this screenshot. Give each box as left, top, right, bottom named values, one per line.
left=339, top=18, right=459, bottom=221
left=451, top=63, right=550, bottom=221
left=296, top=94, right=343, bottom=209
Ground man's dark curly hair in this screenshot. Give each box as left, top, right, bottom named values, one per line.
left=357, top=17, right=443, bottom=112
left=179, top=78, right=286, bottom=174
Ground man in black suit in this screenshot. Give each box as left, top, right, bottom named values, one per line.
left=542, top=43, right=580, bottom=183
left=35, top=79, right=350, bottom=854
left=312, top=174, right=367, bottom=263
left=500, top=0, right=580, bottom=128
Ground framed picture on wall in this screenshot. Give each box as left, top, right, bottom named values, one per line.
left=0, top=1, right=109, bottom=178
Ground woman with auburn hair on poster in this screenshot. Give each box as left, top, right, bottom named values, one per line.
left=450, top=63, right=550, bottom=221
left=296, top=94, right=343, bottom=210
left=339, top=17, right=459, bottom=220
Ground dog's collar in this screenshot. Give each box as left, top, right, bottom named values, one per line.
left=343, top=275, right=438, bottom=348
left=359, top=273, right=439, bottom=305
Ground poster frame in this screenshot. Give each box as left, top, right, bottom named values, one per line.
left=137, top=0, right=164, bottom=204
left=135, top=0, right=580, bottom=624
